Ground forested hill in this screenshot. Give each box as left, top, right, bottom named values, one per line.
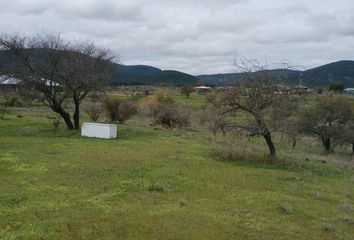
left=112, top=65, right=199, bottom=86
left=197, top=61, right=354, bottom=87
left=1, top=49, right=353, bottom=87
left=0, top=49, right=198, bottom=86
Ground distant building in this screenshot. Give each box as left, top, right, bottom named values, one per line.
left=194, top=86, right=211, bottom=93
left=0, top=76, right=20, bottom=91
left=0, top=76, right=20, bottom=85
left=291, top=85, right=309, bottom=95
left=344, top=88, right=354, bottom=94
left=275, top=84, right=309, bottom=95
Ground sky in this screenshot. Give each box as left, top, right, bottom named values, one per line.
left=0, top=0, right=353, bottom=75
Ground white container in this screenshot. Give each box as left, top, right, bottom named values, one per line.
left=81, top=122, right=117, bottom=139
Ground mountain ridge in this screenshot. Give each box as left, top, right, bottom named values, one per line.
left=197, top=60, right=354, bottom=87
left=0, top=49, right=353, bottom=87
left=0, top=49, right=199, bottom=86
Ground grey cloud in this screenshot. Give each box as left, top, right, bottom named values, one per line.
left=0, top=0, right=353, bottom=74
left=56, top=1, right=143, bottom=22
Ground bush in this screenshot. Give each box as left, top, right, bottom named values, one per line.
left=180, top=85, right=195, bottom=98
left=278, top=203, right=294, bottom=214
left=104, top=96, right=120, bottom=122
left=6, top=95, right=26, bottom=107
left=328, top=82, right=345, bottom=92
left=53, top=116, right=60, bottom=129
left=148, top=184, right=165, bottom=193
left=209, top=141, right=267, bottom=163
left=151, top=103, right=190, bottom=128
left=104, top=96, right=138, bottom=123
left=316, top=87, right=323, bottom=94
left=155, top=91, right=175, bottom=104
left=120, top=100, right=139, bottom=121
left=85, top=102, right=103, bottom=122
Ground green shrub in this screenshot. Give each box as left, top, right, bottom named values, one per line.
left=278, top=203, right=294, bottom=214
left=148, top=184, right=165, bottom=193
left=130, top=93, right=144, bottom=102
left=156, top=91, right=175, bottom=104
left=210, top=142, right=266, bottom=162
left=104, top=96, right=138, bottom=123
left=6, top=95, right=26, bottom=107
left=328, top=82, right=345, bottom=92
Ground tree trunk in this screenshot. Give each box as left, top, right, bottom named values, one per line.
left=322, top=137, right=331, bottom=153
left=352, top=143, right=354, bottom=154
left=263, top=131, right=276, bottom=157
left=57, top=108, right=74, bottom=130
left=292, top=136, right=296, bottom=148
left=0, top=103, right=6, bottom=119
left=73, top=98, right=80, bottom=130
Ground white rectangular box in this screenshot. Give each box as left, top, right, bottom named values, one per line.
left=81, top=122, right=117, bottom=139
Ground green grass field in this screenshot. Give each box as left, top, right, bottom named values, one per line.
left=0, top=94, right=353, bottom=239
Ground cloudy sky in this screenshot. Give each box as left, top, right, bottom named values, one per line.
left=0, top=0, right=353, bottom=75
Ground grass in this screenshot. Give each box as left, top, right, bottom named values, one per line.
left=0, top=103, right=353, bottom=239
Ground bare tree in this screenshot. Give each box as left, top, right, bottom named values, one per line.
left=297, top=95, right=353, bottom=153
left=335, top=116, right=354, bottom=154
left=199, top=105, right=230, bottom=140
left=180, top=85, right=195, bottom=98
left=0, top=33, right=114, bottom=129
left=0, top=76, right=13, bottom=119
left=273, top=96, right=300, bottom=148
left=0, top=92, right=9, bottom=119
left=208, top=60, right=292, bottom=157
left=84, top=94, right=104, bottom=122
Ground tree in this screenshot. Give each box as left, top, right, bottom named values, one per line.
left=180, top=85, right=195, bottom=98
left=0, top=33, right=114, bottom=129
left=328, top=82, right=345, bottom=92
left=196, top=80, right=205, bottom=86
left=335, top=117, right=354, bottom=154
left=150, top=102, right=190, bottom=129
left=199, top=105, right=230, bottom=140
left=273, top=97, right=300, bottom=148
left=0, top=76, right=12, bottom=119
left=85, top=94, right=104, bottom=122
left=0, top=91, right=10, bottom=119
left=298, top=95, right=353, bottom=153
left=316, top=87, right=323, bottom=94
left=209, top=60, right=292, bottom=157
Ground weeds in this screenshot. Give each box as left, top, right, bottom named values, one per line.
left=278, top=203, right=294, bottom=214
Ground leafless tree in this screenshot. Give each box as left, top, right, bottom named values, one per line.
left=180, top=85, right=195, bottom=98
left=150, top=102, right=190, bottom=129
left=0, top=33, right=114, bottom=129
left=208, top=60, right=292, bottom=157
left=0, top=93, right=9, bottom=119
left=84, top=94, right=104, bottom=122
left=0, top=76, right=12, bottom=119
left=273, top=96, right=300, bottom=148
left=199, top=105, right=231, bottom=140
left=297, top=95, right=353, bottom=153
left=334, top=115, right=354, bottom=154
left=0, top=91, right=7, bottom=119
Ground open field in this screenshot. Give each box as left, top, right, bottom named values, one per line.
left=0, top=93, right=353, bottom=240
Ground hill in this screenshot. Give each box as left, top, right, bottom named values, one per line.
left=1, top=49, right=353, bottom=87
left=299, top=60, right=354, bottom=87
left=197, top=61, right=354, bottom=87
left=112, top=65, right=199, bottom=86
left=0, top=49, right=198, bottom=86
